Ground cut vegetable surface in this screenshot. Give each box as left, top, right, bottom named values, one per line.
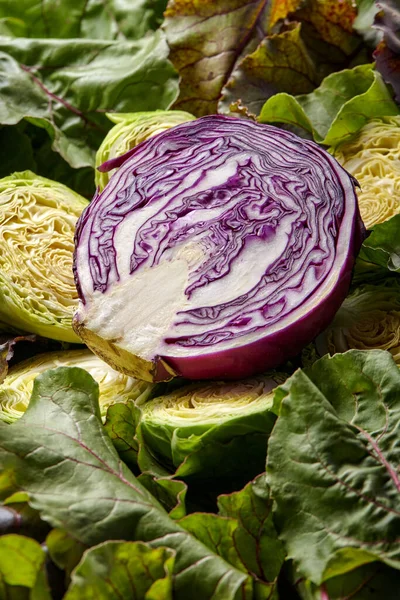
left=332, top=116, right=400, bottom=229
left=74, top=115, right=364, bottom=381
left=0, top=349, right=153, bottom=424
left=0, top=171, right=88, bottom=342
left=137, top=374, right=281, bottom=478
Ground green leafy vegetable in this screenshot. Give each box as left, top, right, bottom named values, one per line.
left=95, top=110, right=195, bottom=189
left=219, top=23, right=318, bottom=118
left=267, top=349, right=400, bottom=585
left=164, top=0, right=364, bottom=118
left=178, top=475, right=285, bottom=599
left=137, top=376, right=281, bottom=479
left=0, top=0, right=167, bottom=41
left=259, top=64, right=399, bottom=144
left=0, top=367, right=252, bottom=599
left=103, top=402, right=141, bottom=470
left=137, top=474, right=187, bottom=520
left=0, top=349, right=153, bottom=424
left=217, top=475, right=286, bottom=586
left=0, top=32, right=178, bottom=168
left=296, top=561, right=400, bottom=599
left=46, top=529, right=87, bottom=580
left=332, top=116, right=400, bottom=229
left=64, top=541, right=175, bottom=600
left=316, top=278, right=400, bottom=362
left=358, top=214, right=400, bottom=274
left=0, top=171, right=87, bottom=342
left=0, top=534, right=51, bottom=599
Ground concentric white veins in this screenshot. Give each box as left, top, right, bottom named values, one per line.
left=74, top=116, right=363, bottom=381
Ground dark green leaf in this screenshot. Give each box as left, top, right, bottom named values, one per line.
left=219, top=23, right=318, bottom=118
left=296, top=561, right=400, bottom=599
left=104, top=402, right=140, bottom=471
left=138, top=474, right=187, bottom=520
left=217, top=475, right=285, bottom=585
left=64, top=541, right=175, bottom=600
left=0, top=367, right=251, bottom=599
left=46, top=529, right=87, bottom=579
left=267, top=350, right=400, bottom=584
left=178, top=475, right=285, bottom=599
left=163, top=0, right=271, bottom=116
left=0, top=32, right=178, bottom=168
left=0, top=0, right=167, bottom=40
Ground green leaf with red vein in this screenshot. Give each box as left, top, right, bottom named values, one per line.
left=163, top=0, right=364, bottom=118
left=219, top=23, right=318, bottom=118
left=64, top=541, right=175, bottom=600
left=0, top=0, right=167, bottom=41
left=163, top=0, right=271, bottom=117
left=267, top=349, right=400, bottom=585
left=0, top=32, right=178, bottom=168
left=178, top=475, right=285, bottom=599
left=104, top=402, right=140, bottom=472
left=296, top=561, right=400, bottom=599
left=0, top=367, right=252, bottom=599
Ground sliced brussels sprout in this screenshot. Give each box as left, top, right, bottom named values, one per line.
left=95, top=110, right=195, bottom=189
left=0, top=349, right=153, bottom=424
left=137, top=374, right=286, bottom=479
left=332, top=116, right=400, bottom=229
left=316, top=277, right=400, bottom=363
left=0, top=171, right=88, bottom=342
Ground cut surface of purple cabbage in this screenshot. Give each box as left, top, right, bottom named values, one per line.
left=73, top=116, right=364, bottom=382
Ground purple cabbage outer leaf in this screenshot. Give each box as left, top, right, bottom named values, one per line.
left=73, top=115, right=363, bottom=382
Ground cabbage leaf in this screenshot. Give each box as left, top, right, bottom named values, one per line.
left=332, top=116, right=400, bottom=229
left=137, top=376, right=280, bottom=479
left=0, top=350, right=153, bottom=424
left=316, top=278, right=400, bottom=362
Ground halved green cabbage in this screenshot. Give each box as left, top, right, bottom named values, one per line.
left=0, top=349, right=153, bottom=423
left=95, top=110, right=195, bottom=189
left=138, top=374, right=286, bottom=479
left=0, top=171, right=88, bottom=342
left=316, top=278, right=400, bottom=363
left=332, top=116, right=400, bottom=229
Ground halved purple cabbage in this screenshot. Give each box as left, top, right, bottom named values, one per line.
left=73, top=116, right=364, bottom=382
